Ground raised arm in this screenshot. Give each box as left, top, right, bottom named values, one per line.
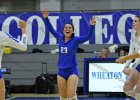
left=76, top=17, right=96, bottom=43
left=42, top=9, right=61, bottom=38
left=5, top=20, right=27, bottom=51
left=0, top=20, right=27, bottom=51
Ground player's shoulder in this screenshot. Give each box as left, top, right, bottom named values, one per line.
left=131, top=33, right=135, bottom=38
left=130, top=33, right=136, bottom=41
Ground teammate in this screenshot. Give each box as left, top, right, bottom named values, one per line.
left=0, top=20, right=27, bottom=100
left=42, top=9, right=96, bottom=100
left=116, top=16, right=140, bottom=100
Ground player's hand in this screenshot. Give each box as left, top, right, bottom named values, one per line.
left=19, top=20, right=26, bottom=34
left=122, top=66, right=130, bottom=75
left=19, top=20, right=26, bottom=29
left=42, top=9, right=49, bottom=19
left=90, top=17, right=96, bottom=25
left=115, top=56, right=128, bottom=64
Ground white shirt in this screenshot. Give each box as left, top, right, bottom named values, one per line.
left=125, top=33, right=140, bottom=68
left=0, top=31, right=27, bottom=68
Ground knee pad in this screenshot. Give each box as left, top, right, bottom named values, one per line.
left=135, top=93, right=140, bottom=100
left=125, top=90, right=135, bottom=98
left=60, top=96, right=68, bottom=100
left=69, top=95, right=78, bottom=100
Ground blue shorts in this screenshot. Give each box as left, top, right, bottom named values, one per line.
left=0, top=70, right=2, bottom=79
left=131, top=63, right=140, bottom=72
left=57, top=67, right=78, bottom=80
left=135, top=64, right=140, bottom=72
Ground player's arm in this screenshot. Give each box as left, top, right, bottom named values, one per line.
left=115, top=52, right=138, bottom=64
left=127, top=52, right=140, bottom=59
left=122, top=56, right=140, bottom=76
left=122, top=52, right=140, bottom=61
left=5, top=20, right=27, bottom=51
left=42, top=9, right=61, bottom=39
left=116, top=52, right=136, bottom=64
left=76, top=17, right=96, bottom=43
left=116, top=39, right=134, bottom=64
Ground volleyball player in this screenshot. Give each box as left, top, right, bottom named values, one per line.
left=42, top=9, right=96, bottom=100
left=0, top=20, right=27, bottom=100
left=116, top=16, right=140, bottom=100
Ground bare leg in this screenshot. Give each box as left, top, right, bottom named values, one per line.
left=57, top=75, right=68, bottom=100
left=0, top=78, right=5, bottom=100
left=123, top=69, right=138, bottom=98
left=67, top=75, right=79, bottom=100
left=134, top=71, right=140, bottom=100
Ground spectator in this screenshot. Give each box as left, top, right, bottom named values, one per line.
left=118, top=49, right=127, bottom=57
left=94, top=47, right=109, bottom=58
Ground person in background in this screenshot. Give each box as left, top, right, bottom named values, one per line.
left=0, top=20, right=27, bottom=100
left=118, top=49, right=127, bottom=57
left=94, top=47, right=109, bottom=58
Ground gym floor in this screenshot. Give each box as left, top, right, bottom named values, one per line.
left=6, top=94, right=135, bottom=100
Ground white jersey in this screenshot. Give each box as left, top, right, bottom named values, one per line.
left=0, top=31, right=27, bottom=68
left=125, top=33, right=140, bottom=68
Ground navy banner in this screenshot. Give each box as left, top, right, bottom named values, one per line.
left=0, top=10, right=139, bottom=45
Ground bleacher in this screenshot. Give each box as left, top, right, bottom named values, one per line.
left=2, top=44, right=125, bottom=87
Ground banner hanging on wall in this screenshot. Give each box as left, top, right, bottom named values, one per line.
left=0, top=10, right=139, bottom=45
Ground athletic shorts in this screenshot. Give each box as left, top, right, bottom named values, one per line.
left=57, top=67, right=78, bottom=80
left=131, top=63, right=140, bottom=72
left=0, top=70, right=2, bottom=79
left=135, top=64, right=140, bottom=72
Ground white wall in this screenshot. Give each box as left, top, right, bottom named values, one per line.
left=110, top=0, right=140, bottom=10
left=0, top=0, right=36, bottom=12
left=52, top=0, right=140, bottom=11
left=0, top=0, right=140, bottom=12
left=62, top=0, right=111, bottom=11
left=39, top=0, right=61, bottom=11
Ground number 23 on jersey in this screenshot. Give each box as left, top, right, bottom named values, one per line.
left=60, top=47, right=68, bottom=54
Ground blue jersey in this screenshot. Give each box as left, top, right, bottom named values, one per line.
left=45, top=18, right=95, bottom=69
